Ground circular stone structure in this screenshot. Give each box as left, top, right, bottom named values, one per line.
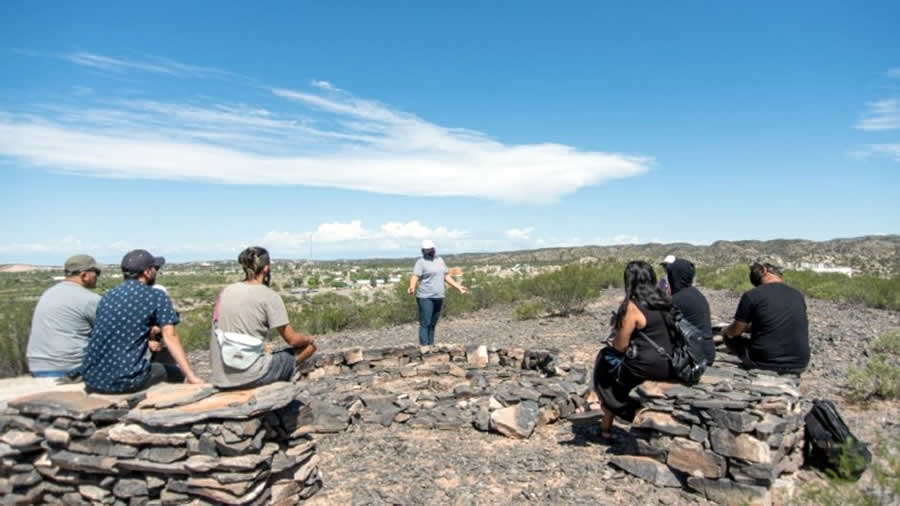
left=293, top=344, right=591, bottom=439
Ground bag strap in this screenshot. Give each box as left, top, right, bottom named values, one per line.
left=637, top=330, right=672, bottom=360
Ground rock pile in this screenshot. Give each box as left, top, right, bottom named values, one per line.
left=294, top=344, right=590, bottom=439
left=0, top=382, right=322, bottom=505
left=606, top=353, right=808, bottom=506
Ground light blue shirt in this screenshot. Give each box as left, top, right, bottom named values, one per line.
left=414, top=257, right=448, bottom=299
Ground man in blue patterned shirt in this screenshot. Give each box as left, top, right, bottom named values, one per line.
left=82, top=249, right=202, bottom=393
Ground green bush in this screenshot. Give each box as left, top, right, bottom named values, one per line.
left=696, top=266, right=900, bottom=311
left=177, top=304, right=213, bottom=352
left=0, top=298, right=35, bottom=377
left=514, top=301, right=545, bottom=320
left=846, top=330, right=900, bottom=401
left=526, top=262, right=621, bottom=316
left=291, top=292, right=362, bottom=335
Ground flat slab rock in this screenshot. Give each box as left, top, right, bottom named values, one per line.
left=125, top=382, right=300, bottom=427
left=7, top=391, right=118, bottom=420
left=135, top=383, right=218, bottom=409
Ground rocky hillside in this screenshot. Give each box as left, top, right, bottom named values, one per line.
left=442, top=235, right=900, bottom=277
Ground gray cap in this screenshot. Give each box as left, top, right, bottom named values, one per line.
left=121, top=249, right=166, bottom=274
left=64, top=254, right=100, bottom=276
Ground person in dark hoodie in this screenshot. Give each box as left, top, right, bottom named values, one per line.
left=665, top=257, right=715, bottom=365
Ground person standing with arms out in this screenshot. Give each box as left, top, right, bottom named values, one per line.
left=408, top=240, right=467, bottom=346
left=26, top=254, right=102, bottom=377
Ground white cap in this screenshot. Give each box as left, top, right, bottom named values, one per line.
left=421, top=239, right=435, bottom=250
left=662, top=255, right=676, bottom=265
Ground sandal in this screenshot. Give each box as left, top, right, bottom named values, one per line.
left=567, top=410, right=606, bottom=426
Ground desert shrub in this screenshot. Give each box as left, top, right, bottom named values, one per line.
left=526, top=263, right=618, bottom=316
left=696, top=265, right=754, bottom=293
left=291, top=292, right=362, bottom=335
left=697, top=266, right=900, bottom=311
left=0, top=298, right=36, bottom=377
left=514, top=301, right=545, bottom=320
left=846, top=330, right=900, bottom=401
left=799, top=433, right=900, bottom=506
left=176, top=304, right=213, bottom=352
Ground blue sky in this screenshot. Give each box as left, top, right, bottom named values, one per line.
left=1, top=2, right=898, bottom=265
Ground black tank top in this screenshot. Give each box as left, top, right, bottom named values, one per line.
left=623, top=303, right=673, bottom=381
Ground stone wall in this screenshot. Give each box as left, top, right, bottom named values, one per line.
left=294, top=344, right=590, bottom=439
left=0, top=382, right=321, bottom=505
left=606, top=354, right=808, bottom=506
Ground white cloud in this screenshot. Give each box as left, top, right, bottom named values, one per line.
left=311, top=80, right=337, bottom=91
left=64, top=51, right=227, bottom=78
left=888, top=68, right=900, bottom=79
left=0, top=54, right=651, bottom=203
left=855, top=143, right=900, bottom=162
left=505, top=227, right=535, bottom=240
left=609, top=234, right=640, bottom=245
left=0, top=235, right=95, bottom=255
left=263, top=220, right=468, bottom=250
left=856, top=99, right=900, bottom=131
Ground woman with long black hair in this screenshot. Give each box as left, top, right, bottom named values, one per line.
left=593, top=260, right=674, bottom=439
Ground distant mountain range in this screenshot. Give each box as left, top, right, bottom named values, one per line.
left=3, top=235, right=898, bottom=277
left=440, top=235, right=900, bottom=277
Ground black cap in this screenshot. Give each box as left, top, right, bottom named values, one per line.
left=121, top=249, right=166, bottom=274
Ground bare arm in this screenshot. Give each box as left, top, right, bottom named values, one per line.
left=722, top=320, right=749, bottom=338
left=611, top=302, right=646, bottom=353
left=444, top=273, right=468, bottom=294
left=408, top=275, right=419, bottom=295
left=160, top=325, right=203, bottom=384
left=277, top=324, right=317, bottom=363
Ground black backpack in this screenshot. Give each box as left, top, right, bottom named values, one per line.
left=804, top=399, right=871, bottom=480
left=637, top=310, right=709, bottom=385
left=668, top=312, right=710, bottom=385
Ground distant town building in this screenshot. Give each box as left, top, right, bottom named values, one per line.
left=797, top=262, right=854, bottom=277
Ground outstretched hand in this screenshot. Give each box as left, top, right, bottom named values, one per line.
left=458, top=286, right=469, bottom=294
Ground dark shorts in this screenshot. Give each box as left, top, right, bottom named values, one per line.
left=239, top=349, right=297, bottom=389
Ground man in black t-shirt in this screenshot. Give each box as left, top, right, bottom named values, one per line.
left=722, top=262, right=810, bottom=374
left=665, top=257, right=715, bottom=364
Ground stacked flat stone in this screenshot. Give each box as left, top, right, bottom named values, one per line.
left=294, top=344, right=590, bottom=439
left=608, top=353, right=808, bottom=506
left=0, top=382, right=322, bottom=505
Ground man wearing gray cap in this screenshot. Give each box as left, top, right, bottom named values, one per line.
left=26, top=254, right=102, bottom=377
left=81, top=249, right=202, bottom=393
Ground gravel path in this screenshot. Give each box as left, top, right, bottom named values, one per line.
left=187, top=288, right=900, bottom=505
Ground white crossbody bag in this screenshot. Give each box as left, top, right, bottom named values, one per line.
left=213, top=293, right=264, bottom=371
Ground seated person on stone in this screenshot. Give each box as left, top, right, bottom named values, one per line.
left=593, top=261, right=674, bottom=439
left=721, top=262, right=809, bottom=375
left=664, top=257, right=715, bottom=364
left=210, top=246, right=316, bottom=389
left=81, top=249, right=202, bottom=393
left=26, top=254, right=102, bottom=378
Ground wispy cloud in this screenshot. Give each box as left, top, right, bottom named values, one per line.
left=889, top=68, right=900, bottom=79
left=263, top=220, right=467, bottom=249
left=311, top=80, right=337, bottom=91
left=505, top=227, right=535, bottom=240
left=855, top=143, right=900, bottom=162
left=856, top=99, right=900, bottom=131
left=0, top=52, right=650, bottom=202
left=64, top=51, right=228, bottom=78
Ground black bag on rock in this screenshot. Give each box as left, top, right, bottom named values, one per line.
left=804, top=399, right=871, bottom=480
